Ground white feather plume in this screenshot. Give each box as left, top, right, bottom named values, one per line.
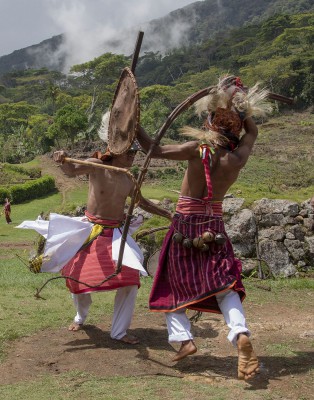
left=194, top=81, right=273, bottom=119
left=235, top=83, right=273, bottom=118
left=98, top=110, right=110, bottom=143
left=179, top=126, right=229, bottom=147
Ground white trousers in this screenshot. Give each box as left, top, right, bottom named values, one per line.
left=165, top=289, right=250, bottom=347
left=71, top=285, right=138, bottom=340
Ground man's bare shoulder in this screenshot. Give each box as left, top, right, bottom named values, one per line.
left=86, top=157, right=104, bottom=164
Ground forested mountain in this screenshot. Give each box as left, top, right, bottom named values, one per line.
left=0, top=0, right=312, bottom=188
left=0, top=0, right=313, bottom=75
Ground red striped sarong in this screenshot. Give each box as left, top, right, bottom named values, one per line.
left=149, top=198, right=245, bottom=314
left=176, top=196, right=223, bottom=216
left=62, top=217, right=140, bottom=294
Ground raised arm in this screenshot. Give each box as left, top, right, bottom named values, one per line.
left=138, top=127, right=199, bottom=161
left=231, top=117, right=258, bottom=168
left=53, top=151, right=101, bottom=177
left=137, top=193, right=173, bottom=221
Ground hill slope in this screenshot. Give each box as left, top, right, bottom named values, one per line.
left=0, top=0, right=313, bottom=75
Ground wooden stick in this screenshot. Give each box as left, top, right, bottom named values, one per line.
left=115, top=31, right=144, bottom=273
left=63, top=157, right=141, bottom=195
left=268, top=92, right=294, bottom=105
left=116, top=87, right=214, bottom=271
left=136, top=225, right=170, bottom=241
left=130, top=31, right=144, bottom=73
left=63, top=157, right=128, bottom=173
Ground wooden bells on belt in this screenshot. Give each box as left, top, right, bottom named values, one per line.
left=172, top=230, right=226, bottom=252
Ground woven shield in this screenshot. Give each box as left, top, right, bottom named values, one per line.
left=108, top=67, right=140, bottom=155
left=146, top=249, right=161, bottom=277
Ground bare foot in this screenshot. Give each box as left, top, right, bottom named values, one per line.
left=68, top=322, right=83, bottom=331
left=237, top=334, right=259, bottom=380
left=172, top=340, right=197, bottom=362
left=116, top=335, right=139, bottom=345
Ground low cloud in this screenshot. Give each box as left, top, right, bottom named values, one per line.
left=39, top=0, right=195, bottom=72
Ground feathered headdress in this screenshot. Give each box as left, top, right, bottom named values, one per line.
left=181, top=75, right=273, bottom=149
left=194, top=75, right=272, bottom=120
left=98, top=110, right=110, bottom=143
left=91, top=110, right=112, bottom=161
left=97, top=110, right=141, bottom=153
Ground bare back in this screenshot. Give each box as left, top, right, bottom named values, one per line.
left=137, top=117, right=258, bottom=202
left=180, top=149, right=243, bottom=201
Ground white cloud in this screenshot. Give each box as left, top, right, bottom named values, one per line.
left=0, top=0, right=195, bottom=59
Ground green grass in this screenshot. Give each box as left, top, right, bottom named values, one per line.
left=243, top=277, right=314, bottom=310
left=0, top=244, right=312, bottom=362
left=0, top=249, right=122, bottom=361
left=0, top=250, right=313, bottom=399
left=0, top=188, right=313, bottom=399
left=15, top=158, right=41, bottom=168
left=265, top=343, right=296, bottom=357
left=142, top=185, right=179, bottom=202
left=0, top=373, right=230, bottom=400
left=0, top=192, right=62, bottom=244
left=229, top=181, right=314, bottom=206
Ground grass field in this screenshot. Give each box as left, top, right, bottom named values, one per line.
left=0, top=187, right=313, bottom=399
left=0, top=110, right=313, bottom=398
left=0, top=239, right=313, bottom=399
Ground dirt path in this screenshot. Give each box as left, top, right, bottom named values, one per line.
left=38, top=154, right=85, bottom=205
left=0, top=293, right=313, bottom=399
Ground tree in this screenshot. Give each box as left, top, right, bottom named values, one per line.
left=26, top=114, right=54, bottom=155
left=0, top=101, right=37, bottom=134
left=47, top=105, right=88, bottom=148
left=44, top=83, right=61, bottom=115
left=70, top=53, right=129, bottom=87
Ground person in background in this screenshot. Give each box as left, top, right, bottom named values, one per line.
left=3, top=198, right=12, bottom=224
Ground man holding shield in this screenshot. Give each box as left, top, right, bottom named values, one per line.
left=52, top=67, right=171, bottom=343
left=53, top=142, right=171, bottom=342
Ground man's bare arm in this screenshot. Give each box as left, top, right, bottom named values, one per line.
left=53, top=151, right=101, bottom=177
left=138, top=127, right=199, bottom=161
left=137, top=194, right=173, bottom=221
left=232, top=117, right=258, bottom=168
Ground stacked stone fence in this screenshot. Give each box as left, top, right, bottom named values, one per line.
left=223, top=197, right=314, bottom=277
left=74, top=197, right=314, bottom=278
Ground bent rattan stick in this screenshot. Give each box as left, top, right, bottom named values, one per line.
left=135, top=225, right=170, bottom=241
left=116, top=86, right=294, bottom=270
left=116, top=86, right=215, bottom=270
left=267, top=92, right=294, bottom=105
left=34, top=273, right=120, bottom=299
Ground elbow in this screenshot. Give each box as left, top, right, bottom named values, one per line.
left=61, top=167, right=76, bottom=177
left=244, top=117, right=258, bottom=136
left=65, top=171, right=76, bottom=178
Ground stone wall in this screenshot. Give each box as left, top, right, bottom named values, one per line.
left=223, top=197, right=314, bottom=277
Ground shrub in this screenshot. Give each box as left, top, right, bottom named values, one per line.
left=0, top=175, right=56, bottom=204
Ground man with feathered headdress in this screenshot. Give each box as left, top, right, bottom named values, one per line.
left=137, top=75, right=272, bottom=380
